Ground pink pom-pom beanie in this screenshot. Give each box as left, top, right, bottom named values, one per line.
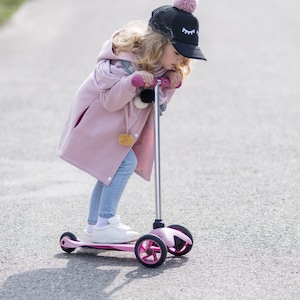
left=149, top=0, right=206, bottom=60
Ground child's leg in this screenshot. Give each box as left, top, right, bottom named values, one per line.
left=98, top=149, right=137, bottom=221
left=85, top=180, right=104, bottom=234
left=91, top=149, right=139, bottom=243
left=84, top=149, right=137, bottom=239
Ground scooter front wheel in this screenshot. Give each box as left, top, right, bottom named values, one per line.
left=167, top=224, right=193, bottom=256
left=135, top=234, right=167, bottom=268
left=60, top=232, right=77, bottom=253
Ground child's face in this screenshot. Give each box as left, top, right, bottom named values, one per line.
left=161, top=43, right=184, bottom=70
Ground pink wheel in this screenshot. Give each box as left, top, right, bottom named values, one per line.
left=167, top=224, right=193, bottom=256
left=134, top=234, right=167, bottom=268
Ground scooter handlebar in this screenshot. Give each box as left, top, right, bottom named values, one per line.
left=131, top=76, right=181, bottom=88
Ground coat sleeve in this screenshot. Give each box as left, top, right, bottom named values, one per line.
left=94, top=59, right=137, bottom=112
left=99, top=74, right=138, bottom=112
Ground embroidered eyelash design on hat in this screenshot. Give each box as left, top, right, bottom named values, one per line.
left=182, top=28, right=197, bottom=35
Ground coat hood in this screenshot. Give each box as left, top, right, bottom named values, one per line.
left=97, top=31, right=136, bottom=63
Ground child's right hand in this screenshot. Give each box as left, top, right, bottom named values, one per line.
left=163, top=70, right=182, bottom=89
left=133, top=71, right=154, bottom=88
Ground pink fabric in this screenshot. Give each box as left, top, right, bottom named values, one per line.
left=57, top=33, right=175, bottom=185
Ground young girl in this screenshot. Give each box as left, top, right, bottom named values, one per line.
left=58, top=0, right=206, bottom=244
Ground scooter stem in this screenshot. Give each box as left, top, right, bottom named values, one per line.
left=153, top=80, right=165, bottom=229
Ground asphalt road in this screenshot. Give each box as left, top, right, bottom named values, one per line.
left=0, top=0, right=300, bottom=299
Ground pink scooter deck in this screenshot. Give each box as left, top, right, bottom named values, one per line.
left=60, top=237, right=136, bottom=252
left=60, top=227, right=192, bottom=252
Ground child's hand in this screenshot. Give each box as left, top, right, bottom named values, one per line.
left=133, top=71, right=154, bottom=88
left=164, top=70, right=182, bottom=89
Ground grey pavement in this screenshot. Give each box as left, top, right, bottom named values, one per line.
left=1, top=0, right=300, bottom=299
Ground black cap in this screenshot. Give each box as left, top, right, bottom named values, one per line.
left=149, top=5, right=206, bottom=60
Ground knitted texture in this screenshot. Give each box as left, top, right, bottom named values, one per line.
left=173, top=0, right=198, bottom=13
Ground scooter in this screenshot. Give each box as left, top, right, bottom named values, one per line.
left=59, top=76, right=193, bottom=268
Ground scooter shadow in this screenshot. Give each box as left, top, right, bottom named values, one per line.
left=56, top=249, right=189, bottom=297
left=0, top=249, right=189, bottom=299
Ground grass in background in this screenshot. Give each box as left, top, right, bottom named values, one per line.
left=0, top=0, right=27, bottom=25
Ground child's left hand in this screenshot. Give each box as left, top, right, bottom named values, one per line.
left=164, top=70, right=182, bottom=89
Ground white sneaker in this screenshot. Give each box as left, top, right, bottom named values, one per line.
left=80, top=229, right=93, bottom=243
left=91, top=215, right=140, bottom=244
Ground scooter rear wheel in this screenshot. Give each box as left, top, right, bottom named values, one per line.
left=60, top=232, right=77, bottom=253
left=167, top=224, right=193, bottom=256
left=135, top=234, right=167, bottom=268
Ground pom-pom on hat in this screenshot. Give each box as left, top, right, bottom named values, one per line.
left=149, top=0, right=206, bottom=60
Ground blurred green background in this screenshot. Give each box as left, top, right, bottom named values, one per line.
left=0, top=0, right=27, bottom=25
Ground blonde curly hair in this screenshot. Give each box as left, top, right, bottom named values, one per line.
left=112, top=21, right=191, bottom=79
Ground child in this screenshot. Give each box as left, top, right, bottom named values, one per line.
left=58, top=0, right=206, bottom=244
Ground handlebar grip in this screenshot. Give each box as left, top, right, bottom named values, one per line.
left=131, top=76, right=146, bottom=87
left=131, top=76, right=181, bottom=88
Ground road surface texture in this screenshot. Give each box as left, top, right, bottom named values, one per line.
left=0, top=0, right=300, bottom=299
